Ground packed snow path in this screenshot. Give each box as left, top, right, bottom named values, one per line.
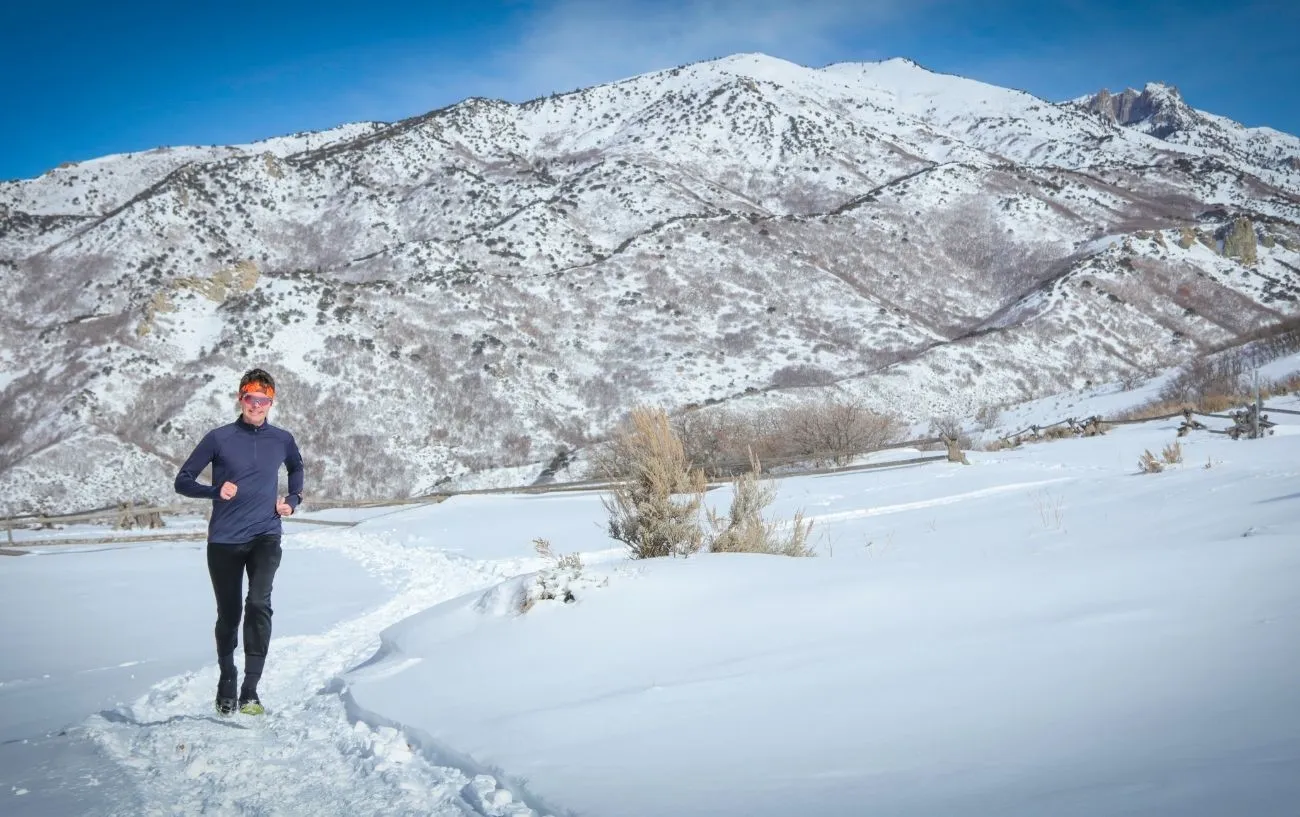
left=81, top=529, right=557, bottom=817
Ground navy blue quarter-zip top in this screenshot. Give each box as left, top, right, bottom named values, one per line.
left=175, top=417, right=304, bottom=544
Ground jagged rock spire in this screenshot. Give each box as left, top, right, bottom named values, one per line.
left=1080, top=83, right=1192, bottom=139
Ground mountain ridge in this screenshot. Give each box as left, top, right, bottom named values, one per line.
left=1, top=52, right=1298, bottom=513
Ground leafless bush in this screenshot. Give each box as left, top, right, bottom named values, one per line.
left=1268, top=371, right=1300, bottom=395
left=928, top=415, right=972, bottom=449
left=1118, top=368, right=1151, bottom=391
left=671, top=408, right=787, bottom=476
left=502, top=433, right=532, bottom=462
left=707, top=453, right=814, bottom=557
left=602, top=406, right=707, bottom=559
left=1158, top=352, right=1249, bottom=409
left=769, top=363, right=837, bottom=389
left=782, top=395, right=903, bottom=466
left=1220, top=315, right=1300, bottom=365
left=973, top=402, right=1003, bottom=432
left=669, top=398, right=904, bottom=475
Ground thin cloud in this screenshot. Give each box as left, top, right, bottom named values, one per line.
left=492, top=0, right=913, bottom=97
left=376, top=0, right=934, bottom=115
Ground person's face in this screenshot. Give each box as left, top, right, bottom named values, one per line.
left=239, top=387, right=273, bottom=426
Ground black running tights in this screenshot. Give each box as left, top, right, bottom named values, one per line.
left=207, top=534, right=282, bottom=686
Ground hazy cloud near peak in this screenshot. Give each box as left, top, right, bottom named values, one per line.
left=383, top=0, right=932, bottom=114
left=498, top=0, right=914, bottom=94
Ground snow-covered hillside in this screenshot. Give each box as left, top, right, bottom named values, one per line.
left=2, top=52, right=1299, bottom=512
left=3, top=376, right=1298, bottom=816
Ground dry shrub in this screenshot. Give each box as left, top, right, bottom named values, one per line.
left=1137, top=450, right=1164, bottom=473
left=534, top=537, right=582, bottom=571
left=672, top=408, right=780, bottom=477
left=1113, top=399, right=1195, bottom=422
left=1161, top=441, right=1183, bottom=465
left=780, top=395, right=903, bottom=466
left=1159, top=352, right=1250, bottom=410
left=1199, top=393, right=1245, bottom=413
left=602, top=406, right=707, bottom=559
left=518, top=537, right=586, bottom=613
left=1044, top=425, right=1074, bottom=440
left=982, top=437, right=1019, bottom=452
left=1269, top=371, right=1300, bottom=395
left=707, top=453, right=814, bottom=557
left=672, top=397, right=902, bottom=475
left=973, top=402, right=1003, bottom=432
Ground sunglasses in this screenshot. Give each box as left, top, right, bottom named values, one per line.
left=240, top=394, right=273, bottom=408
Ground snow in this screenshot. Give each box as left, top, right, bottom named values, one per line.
left=4, top=51, right=1299, bottom=512
left=1, top=379, right=1299, bottom=816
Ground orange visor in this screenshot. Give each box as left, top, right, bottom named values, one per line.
left=240, top=382, right=276, bottom=399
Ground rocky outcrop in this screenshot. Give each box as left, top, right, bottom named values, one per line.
left=1080, top=84, right=1192, bottom=139
left=136, top=260, right=261, bottom=335
left=1221, top=217, right=1258, bottom=265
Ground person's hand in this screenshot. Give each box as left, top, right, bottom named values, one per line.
left=220, top=481, right=238, bottom=500
left=276, top=497, right=294, bottom=516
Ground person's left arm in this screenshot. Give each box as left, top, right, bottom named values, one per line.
left=280, top=432, right=305, bottom=515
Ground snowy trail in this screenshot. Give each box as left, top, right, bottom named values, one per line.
left=78, top=529, right=556, bottom=817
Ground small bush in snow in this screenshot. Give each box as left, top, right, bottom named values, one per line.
left=707, top=453, right=814, bottom=557
left=534, top=537, right=583, bottom=572
left=1161, top=441, right=1183, bottom=465
left=1137, top=449, right=1164, bottom=473
left=518, top=538, right=601, bottom=614
left=602, top=406, right=707, bottom=559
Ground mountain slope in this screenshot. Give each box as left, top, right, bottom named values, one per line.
left=1, top=53, right=1298, bottom=512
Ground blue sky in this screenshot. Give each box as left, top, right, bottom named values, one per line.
left=2, top=0, right=1297, bottom=182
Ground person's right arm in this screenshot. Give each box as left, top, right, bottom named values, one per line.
left=175, top=431, right=221, bottom=499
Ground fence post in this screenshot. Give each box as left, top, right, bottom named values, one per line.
left=943, top=436, right=970, bottom=465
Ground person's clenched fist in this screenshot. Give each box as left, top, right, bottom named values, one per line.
left=220, top=481, right=238, bottom=500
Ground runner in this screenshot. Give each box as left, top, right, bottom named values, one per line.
left=174, top=368, right=304, bottom=714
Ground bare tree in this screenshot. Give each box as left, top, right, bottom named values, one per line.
left=782, top=395, right=903, bottom=465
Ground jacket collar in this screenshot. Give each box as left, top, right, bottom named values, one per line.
left=236, top=416, right=271, bottom=432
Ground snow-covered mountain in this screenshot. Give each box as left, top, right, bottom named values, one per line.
left=2, top=53, right=1299, bottom=512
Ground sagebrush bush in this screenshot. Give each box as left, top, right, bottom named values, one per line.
left=1161, top=441, right=1183, bottom=465
left=518, top=538, right=590, bottom=613
left=1137, top=450, right=1164, bottom=473
left=707, top=453, right=814, bottom=557
left=601, top=407, right=707, bottom=559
